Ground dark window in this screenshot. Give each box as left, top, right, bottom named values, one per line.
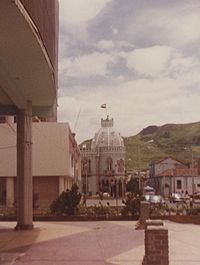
left=0, top=178, right=6, bottom=205
left=0, top=116, right=6, bottom=123
left=177, top=180, right=182, bottom=189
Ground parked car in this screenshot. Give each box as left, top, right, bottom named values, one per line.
left=193, top=192, right=200, bottom=203
left=149, top=195, right=165, bottom=205
left=170, top=193, right=185, bottom=203
left=143, top=194, right=165, bottom=205
left=102, top=192, right=110, bottom=198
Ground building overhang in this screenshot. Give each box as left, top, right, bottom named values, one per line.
left=0, top=0, right=56, bottom=116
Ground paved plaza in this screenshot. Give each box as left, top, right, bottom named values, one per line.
left=0, top=220, right=200, bottom=265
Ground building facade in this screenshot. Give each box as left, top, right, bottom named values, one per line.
left=0, top=0, right=58, bottom=229
left=0, top=122, right=81, bottom=209
left=149, top=157, right=200, bottom=197
left=81, top=116, right=126, bottom=197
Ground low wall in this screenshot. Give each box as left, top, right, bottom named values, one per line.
left=1, top=214, right=200, bottom=223
left=155, top=215, right=200, bottom=225
left=0, top=215, right=139, bottom=222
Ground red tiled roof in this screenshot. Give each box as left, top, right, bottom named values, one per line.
left=151, top=156, right=187, bottom=166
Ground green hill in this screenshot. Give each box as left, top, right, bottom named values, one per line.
left=125, top=122, right=200, bottom=170
left=80, top=121, right=200, bottom=171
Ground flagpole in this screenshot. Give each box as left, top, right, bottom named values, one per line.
left=100, top=103, right=108, bottom=119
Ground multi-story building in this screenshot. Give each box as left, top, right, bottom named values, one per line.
left=81, top=116, right=126, bottom=197
left=0, top=0, right=58, bottom=229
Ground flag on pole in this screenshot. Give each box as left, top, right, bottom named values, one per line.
left=100, top=103, right=106, bottom=108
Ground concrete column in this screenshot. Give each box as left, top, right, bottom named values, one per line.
left=59, top=176, right=65, bottom=194
left=15, top=101, right=33, bottom=230
left=6, top=177, right=14, bottom=207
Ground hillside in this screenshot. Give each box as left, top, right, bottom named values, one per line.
left=80, top=121, right=200, bottom=170
left=124, top=121, right=200, bottom=170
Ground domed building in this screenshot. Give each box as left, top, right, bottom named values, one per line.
left=81, top=116, right=126, bottom=197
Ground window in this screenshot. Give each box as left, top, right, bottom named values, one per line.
left=177, top=180, right=182, bottom=189
left=0, top=178, right=6, bottom=205
left=106, top=157, right=113, bottom=171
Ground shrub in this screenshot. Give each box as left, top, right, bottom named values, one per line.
left=50, top=184, right=81, bottom=216
left=121, top=193, right=140, bottom=216
left=186, top=206, right=200, bottom=216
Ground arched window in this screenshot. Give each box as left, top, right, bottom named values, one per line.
left=106, top=157, right=113, bottom=171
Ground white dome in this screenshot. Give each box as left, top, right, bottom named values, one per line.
left=91, top=116, right=124, bottom=149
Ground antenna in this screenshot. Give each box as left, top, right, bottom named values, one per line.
left=73, top=107, right=81, bottom=133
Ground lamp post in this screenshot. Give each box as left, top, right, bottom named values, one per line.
left=184, top=145, right=195, bottom=196
left=86, top=168, right=88, bottom=195
left=137, top=139, right=154, bottom=192
left=116, top=179, right=119, bottom=215
left=191, top=147, right=195, bottom=196
left=83, top=160, right=88, bottom=195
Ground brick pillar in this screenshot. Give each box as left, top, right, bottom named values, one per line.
left=136, top=201, right=150, bottom=229
left=15, top=101, right=33, bottom=230
left=140, top=201, right=150, bottom=224
left=143, top=220, right=164, bottom=265
left=144, top=225, right=169, bottom=265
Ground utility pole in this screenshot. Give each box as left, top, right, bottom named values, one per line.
left=191, top=146, right=194, bottom=196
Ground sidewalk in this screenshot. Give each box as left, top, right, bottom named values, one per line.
left=0, top=220, right=200, bottom=265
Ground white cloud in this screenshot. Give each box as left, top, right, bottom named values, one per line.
left=164, top=9, right=200, bottom=47
left=97, top=39, right=134, bottom=51
left=59, top=52, right=114, bottom=77
left=166, top=53, right=200, bottom=79
left=58, top=74, right=199, bottom=142
left=59, top=0, right=112, bottom=25
left=126, top=46, right=172, bottom=78
left=97, top=40, right=115, bottom=51
left=57, top=0, right=200, bottom=143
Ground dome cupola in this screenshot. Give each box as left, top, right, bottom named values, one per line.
left=91, top=116, right=124, bottom=149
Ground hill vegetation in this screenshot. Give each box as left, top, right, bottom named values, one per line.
left=124, top=122, right=200, bottom=170
left=80, top=121, right=200, bottom=171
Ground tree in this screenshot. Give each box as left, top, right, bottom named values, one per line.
left=126, top=177, right=139, bottom=194
left=50, top=184, right=81, bottom=216
left=121, top=193, right=140, bottom=217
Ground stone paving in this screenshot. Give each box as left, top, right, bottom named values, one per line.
left=0, top=220, right=200, bottom=265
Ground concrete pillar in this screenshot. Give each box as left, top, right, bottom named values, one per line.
left=15, top=101, right=33, bottom=230
left=59, top=176, right=65, bottom=194
left=6, top=177, right=14, bottom=207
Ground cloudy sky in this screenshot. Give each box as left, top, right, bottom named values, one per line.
left=58, top=0, right=200, bottom=143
